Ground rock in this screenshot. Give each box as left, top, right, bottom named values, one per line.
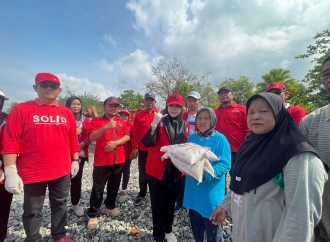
left=130, top=228, right=140, bottom=236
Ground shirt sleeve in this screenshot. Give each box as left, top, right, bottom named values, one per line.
left=299, top=114, right=312, bottom=137
left=273, top=153, right=328, bottom=242
left=220, top=189, right=232, bottom=214
left=68, top=111, right=80, bottom=154
left=81, top=118, right=91, bottom=144
left=131, top=113, right=140, bottom=149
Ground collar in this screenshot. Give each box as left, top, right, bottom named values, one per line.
left=34, top=98, right=59, bottom=107
left=324, top=104, right=330, bottom=121
left=102, top=114, right=119, bottom=120
left=142, top=108, right=157, bottom=113
left=220, top=101, right=237, bottom=108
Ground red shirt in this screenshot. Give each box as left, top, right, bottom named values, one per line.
left=287, top=105, right=306, bottom=126
left=79, top=117, right=91, bottom=158
left=131, top=109, right=156, bottom=150
left=124, top=122, right=133, bottom=160
left=0, top=117, right=8, bottom=185
left=2, top=99, right=80, bottom=184
left=214, top=102, right=249, bottom=152
left=90, top=116, right=129, bottom=166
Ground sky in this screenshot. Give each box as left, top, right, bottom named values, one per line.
left=1, top=0, right=330, bottom=110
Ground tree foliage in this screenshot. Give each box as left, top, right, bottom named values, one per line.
left=217, top=76, right=255, bottom=105
left=255, top=68, right=295, bottom=93
left=295, top=29, right=330, bottom=108
left=117, top=90, right=144, bottom=110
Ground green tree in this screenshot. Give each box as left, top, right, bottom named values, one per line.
left=58, top=86, right=104, bottom=115
left=117, top=90, right=144, bottom=110
left=295, top=29, right=330, bottom=108
left=217, top=76, right=255, bottom=105
left=255, top=68, right=295, bottom=93
left=5, top=101, right=18, bottom=113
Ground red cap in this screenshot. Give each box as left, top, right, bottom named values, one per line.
left=104, top=96, right=120, bottom=105
left=265, top=82, right=286, bottom=92
left=35, top=72, right=60, bottom=84
left=166, top=94, right=184, bottom=107
left=118, top=109, right=130, bottom=115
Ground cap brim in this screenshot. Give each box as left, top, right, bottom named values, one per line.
left=187, top=95, right=200, bottom=99
left=167, top=101, right=183, bottom=107
left=107, top=102, right=120, bottom=105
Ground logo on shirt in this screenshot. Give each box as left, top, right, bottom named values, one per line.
left=233, top=108, right=241, bottom=113
left=33, top=115, right=67, bottom=125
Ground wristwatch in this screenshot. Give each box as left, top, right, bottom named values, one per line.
left=73, top=159, right=81, bottom=163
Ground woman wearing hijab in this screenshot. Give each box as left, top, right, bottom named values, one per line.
left=66, top=96, right=91, bottom=216
left=210, top=93, right=328, bottom=242
left=142, top=94, right=189, bottom=242
left=184, top=107, right=230, bottom=242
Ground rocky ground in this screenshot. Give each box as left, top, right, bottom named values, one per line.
left=5, top=145, right=233, bottom=242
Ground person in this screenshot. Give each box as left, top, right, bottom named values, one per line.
left=0, top=89, right=13, bottom=242
left=184, top=107, right=230, bottom=242
left=300, top=55, right=330, bottom=242
left=214, top=86, right=249, bottom=175
left=86, top=97, right=130, bottom=230
left=2, top=72, right=80, bottom=242
left=210, top=93, right=328, bottom=242
left=65, top=96, right=91, bottom=216
left=142, top=94, right=189, bottom=242
left=117, top=109, right=134, bottom=197
left=130, top=93, right=157, bottom=206
left=265, top=82, right=306, bottom=125
left=174, top=91, right=202, bottom=216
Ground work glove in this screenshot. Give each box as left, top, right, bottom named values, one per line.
left=151, top=112, right=168, bottom=128
left=4, top=165, right=24, bottom=194
left=71, top=160, right=80, bottom=178
left=0, top=161, right=4, bottom=182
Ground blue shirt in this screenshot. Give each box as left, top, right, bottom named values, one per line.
left=183, top=131, right=231, bottom=218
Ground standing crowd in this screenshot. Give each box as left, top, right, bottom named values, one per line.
left=0, top=55, right=330, bottom=242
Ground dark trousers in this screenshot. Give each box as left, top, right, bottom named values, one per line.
left=121, top=159, right=132, bottom=190
left=87, top=164, right=124, bottom=218
left=175, top=176, right=185, bottom=205
left=70, top=158, right=87, bottom=205
left=0, top=184, right=13, bottom=242
left=189, top=209, right=224, bottom=242
left=23, top=174, right=70, bottom=242
left=148, top=179, right=181, bottom=242
left=138, top=150, right=148, bottom=197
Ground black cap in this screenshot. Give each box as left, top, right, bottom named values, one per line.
left=104, top=96, right=120, bottom=105
left=217, top=86, right=233, bottom=94
left=144, top=93, right=155, bottom=100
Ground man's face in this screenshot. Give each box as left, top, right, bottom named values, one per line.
left=266, top=88, right=287, bottom=102
left=322, top=60, right=330, bottom=94
left=218, top=91, right=234, bottom=104
left=186, top=97, right=201, bottom=111
left=103, top=103, right=120, bottom=117
left=33, top=81, right=62, bottom=101
left=144, top=98, right=156, bottom=110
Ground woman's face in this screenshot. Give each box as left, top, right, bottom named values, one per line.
left=70, top=99, right=82, bottom=114
left=196, top=110, right=211, bottom=133
left=247, top=98, right=275, bottom=135
left=167, top=104, right=182, bottom=117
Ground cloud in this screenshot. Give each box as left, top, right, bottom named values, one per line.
left=279, top=60, right=291, bottom=69
left=103, top=34, right=117, bottom=48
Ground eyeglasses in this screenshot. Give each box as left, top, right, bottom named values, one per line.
left=38, top=82, right=60, bottom=90
left=269, top=90, right=285, bottom=95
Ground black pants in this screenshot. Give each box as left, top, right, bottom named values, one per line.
left=175, top=176, right=185, bottom=206
left=189, top=209, right=224, bottom=242
left=121, top=159, right=132, bottom=190
left=86, top=164, right=124, bottom=218
left=0, top=184, right=13, bottom=242
left=138, top=150, right=148, bottom=197
left=70, top=158, right=87, bottom=205
left=148, top=179, right=181, bottom=242
left=23, top=174, right=70, bottom=242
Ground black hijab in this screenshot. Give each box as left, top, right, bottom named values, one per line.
left=65, top=96, right=83, bottom=121
left=195, top=107, right=217, bottom=138
left=230, top=93, right=322, bottom=195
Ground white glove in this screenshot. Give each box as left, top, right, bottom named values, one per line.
left=71, top=160, right=80, bottom=178
left=151, top=112, right=168, bottom=128
left=4, top=165, right=24, bottom=194
left=0, top=160, right=3, bottom=182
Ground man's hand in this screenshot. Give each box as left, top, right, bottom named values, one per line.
left=209, top=206, right=227, bottom=225
left=79, top=142, right=86, bottom=150
left=130, top=149, right=139, bottom=160
left=71, top=160, right=80, bottom=178
left=105, top=119, right=116, bottom=129
left=104, top=141, right=117, bottom=152
left=4, top=165, right=24, bottom=194
left=151, top=112, right=168, bottom=128
left=76, top=127, right=82, bottom=135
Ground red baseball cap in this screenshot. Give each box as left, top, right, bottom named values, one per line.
left=35, top=72, right=60, bottom=84
left=166, top=94, right=184, bottom=107
left=119, top=109, right=130, bottom=115
left=265, top=82, right=286, bottom=92
left=104, top=96, right=121, bottom=106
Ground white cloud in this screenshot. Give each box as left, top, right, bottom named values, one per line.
left=103, top=34, right=117, bottom=48
left=279, top=60, right=291, bottom=69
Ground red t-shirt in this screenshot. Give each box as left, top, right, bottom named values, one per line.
left=2, top=99, right=80, bottom=184
left=124, top=122, right=133, bottom=160
left=131, top=109, right=156, bottom=151
left=287, top=105, right=306, bottom=126
left=90, top=116, right=129, bottom=166
left=214, top=102, right=249, bottom=152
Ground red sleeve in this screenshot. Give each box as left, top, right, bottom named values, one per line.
left=131, top=112, right=140, bottom=149
left=122, top=120, right=130, bottom=136
left=240, top=106, right=250, bottom=133
left=68, top=111, right=80, bottom=154
left=80, top=117, right=91, bottom=144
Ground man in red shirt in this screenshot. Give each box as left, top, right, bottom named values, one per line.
left=86, top=97, right=130, bottom=230
left=214, top=86, right=250, bottom=175
left=265, top=82, right=306, bottom=126
left=2, top=73, right=80, bottom=242
left=130, top=93, right=157, bottom=206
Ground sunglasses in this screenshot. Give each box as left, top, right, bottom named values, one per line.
left=38, top=82, right=60, bottom=90
left=269, top=90, right=285, bottom=95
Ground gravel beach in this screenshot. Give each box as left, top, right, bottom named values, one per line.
left=5, top=145, right=232, bottom=242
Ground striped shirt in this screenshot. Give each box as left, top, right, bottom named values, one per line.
left=300, top=104, right=330, bottom=241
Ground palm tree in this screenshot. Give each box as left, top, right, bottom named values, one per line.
left=255, top=69, right=295, bottom=93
